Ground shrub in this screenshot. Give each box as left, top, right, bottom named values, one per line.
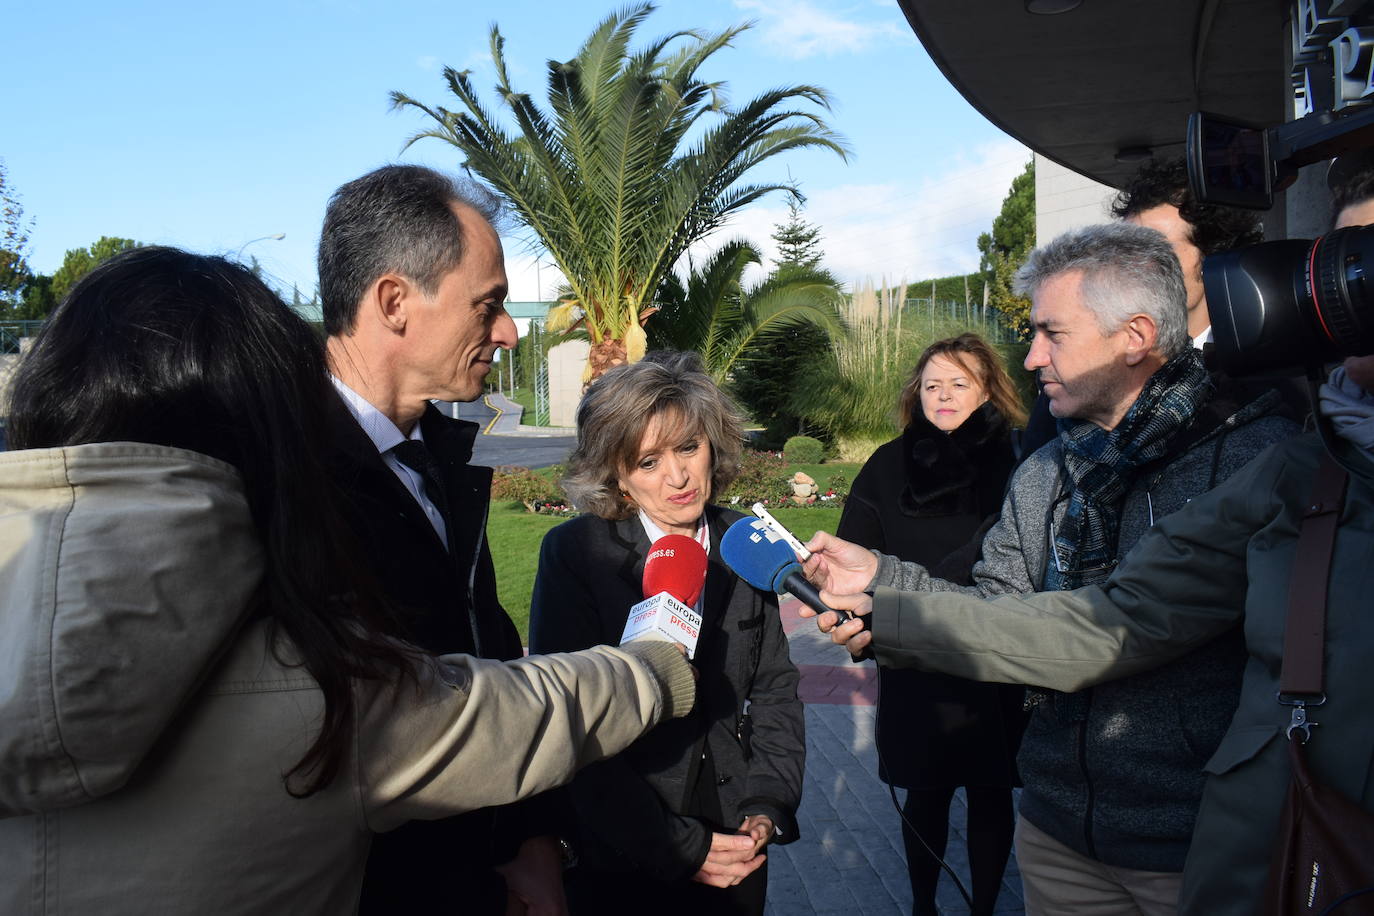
left=718, top=450, right=845, bottom=509
left=491, top=466, right=569, bottom=514
left=720, top=450, right=791, bottom=507
left=783, top=435, right=824, bottom=464
left=835, top=434, right=886, bottom=464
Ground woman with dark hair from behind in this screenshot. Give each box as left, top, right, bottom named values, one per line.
left=0, top=247, right=695, bottom=914
left=836, top=333, right=1027, bottom=915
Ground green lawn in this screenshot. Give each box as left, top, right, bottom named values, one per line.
left=489, top=502, right=847, bottom=642
left=486, top=501, right=567, bottom=638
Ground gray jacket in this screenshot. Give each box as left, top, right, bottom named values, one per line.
left=0, top=444, right=695, bottom=915
left=871, top=388, right=1297, bottom=871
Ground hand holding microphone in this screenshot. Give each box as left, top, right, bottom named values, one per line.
left=812, top=590, right=875, bottom=660
left=800, top=529, right=880, bottom=596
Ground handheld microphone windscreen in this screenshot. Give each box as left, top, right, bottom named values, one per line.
left=720, top=518, right=799, bottom=594
left=721, top=518, right=851, bottom=622
left=642, top=535, right=708, bottom=607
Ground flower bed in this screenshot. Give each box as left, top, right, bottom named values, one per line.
left=722, top=451, right=849, bottom=509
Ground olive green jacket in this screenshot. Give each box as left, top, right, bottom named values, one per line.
left=869, top=431, right=1374, bottom=914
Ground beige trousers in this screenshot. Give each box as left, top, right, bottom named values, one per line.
left=1014, top=816, right=1183, bottom=916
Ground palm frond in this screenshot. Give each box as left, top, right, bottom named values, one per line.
left=391, top=7, right=846, bottom=377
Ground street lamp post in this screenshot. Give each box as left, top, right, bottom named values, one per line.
left=534, top=258, right=558, bottom=302
left=235, top=233, right=285, bottom=259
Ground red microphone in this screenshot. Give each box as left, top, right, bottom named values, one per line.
left=642, top=534, right=708, bottom=607
left=620, top=535, right=708, bottom=658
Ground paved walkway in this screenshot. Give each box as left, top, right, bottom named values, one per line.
left=448, top=393, right=577, bottom=468
left=773, top=598, right=1025, bottom=915
left=473, top=403, right=1026, bottom=914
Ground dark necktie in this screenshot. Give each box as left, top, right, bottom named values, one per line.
left=390, top=439, right=453, bottom=548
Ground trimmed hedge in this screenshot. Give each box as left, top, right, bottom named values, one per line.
left=783, top=435, right=824, bottom=464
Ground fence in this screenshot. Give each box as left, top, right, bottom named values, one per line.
left=899, top=298, right=1023, bottom=343
left=533, top=336, right=550, bottom=427
left=0, top=321, right=44, bottom=354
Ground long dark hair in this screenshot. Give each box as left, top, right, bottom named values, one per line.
left=8, top=246, right=411, bottom=795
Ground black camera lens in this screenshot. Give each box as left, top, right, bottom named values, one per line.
left=1203, top=226, right=1374, bottom=375
left=1308, top=227, right=1374, bottom=360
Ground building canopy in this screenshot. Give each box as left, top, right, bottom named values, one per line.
left=897, top=0, right=1286, bottom=189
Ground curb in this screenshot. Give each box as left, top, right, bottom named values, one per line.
left=480, top=394, right=504, bottom=435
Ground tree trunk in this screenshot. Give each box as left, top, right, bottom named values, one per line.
left=587, top=337, right=629, bottom=381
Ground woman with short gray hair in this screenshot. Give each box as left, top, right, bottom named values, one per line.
left=560, top=351, right=745, bottom=520
left=530, top=350, right=804, bottom=915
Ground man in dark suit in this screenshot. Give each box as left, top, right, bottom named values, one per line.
left=318, top=165, right=567, bottom=914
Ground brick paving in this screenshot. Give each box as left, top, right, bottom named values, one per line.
left=770, top=598, right=1025, bottom=915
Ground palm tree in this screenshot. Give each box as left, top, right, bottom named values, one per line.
left=648, top=239, right=845, bottom=384
left=391, top=3, right=847, bottom=380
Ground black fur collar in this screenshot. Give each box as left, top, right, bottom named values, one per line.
left=900, top=402, right=1012, bottom=516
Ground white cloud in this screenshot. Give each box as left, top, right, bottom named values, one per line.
left=413, top=46, right=498, bottom=80
left=463, top=48, right=494, bottom=72
left=690, top=137, right=1032, bottom=290
left=504, top=249, right=565, bottom=303
left=733, top=0, right=910, bottom=59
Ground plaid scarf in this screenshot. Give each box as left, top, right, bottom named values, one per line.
left=1042, top=348, right=1212, bottom=592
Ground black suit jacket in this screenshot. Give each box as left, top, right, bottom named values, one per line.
left=325, top=395, right=530, bottom=913
left=326, top=396, right=519, bottom=657
left=528, top=505, right=804, bottom=882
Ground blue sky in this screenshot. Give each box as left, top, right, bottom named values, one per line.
left=4, top=0, right=1028, bottom=301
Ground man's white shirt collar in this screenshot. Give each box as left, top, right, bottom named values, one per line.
left=329, top=376, right=426, bottom=451
left=330, top=376, right=446, bottom=547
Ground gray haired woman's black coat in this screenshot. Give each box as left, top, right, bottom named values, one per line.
left=528, top=504, right=803, bottom=884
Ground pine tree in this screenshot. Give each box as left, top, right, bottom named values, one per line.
left=0, top=160, right=34, bottom=312
left=976, top=159, right=1035, bottom=337
left=770, top=200, right=824, bottom=272
left=731, top=202, right=838, bottom=446
left=50, top=237, right=143, bottom=303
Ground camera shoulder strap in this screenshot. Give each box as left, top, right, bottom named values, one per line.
left=1279, top=451, right=1348, bottom=699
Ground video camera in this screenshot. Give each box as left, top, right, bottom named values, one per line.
left=1185, top=108, right=1374, bottom=375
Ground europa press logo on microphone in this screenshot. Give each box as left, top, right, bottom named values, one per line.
left=666, top=603, right=700, bottom=641
left=620, top=593, right=704, bottom=658
left=646, top=546, right=677, bottom=563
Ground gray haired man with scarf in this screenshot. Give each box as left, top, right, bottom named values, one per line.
left=803, top=223, right=1297, bottom=915
left=808, top=195, right=1374, bottom=914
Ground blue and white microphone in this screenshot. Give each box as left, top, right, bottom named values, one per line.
left=720, top=517, right=851, bottom=622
